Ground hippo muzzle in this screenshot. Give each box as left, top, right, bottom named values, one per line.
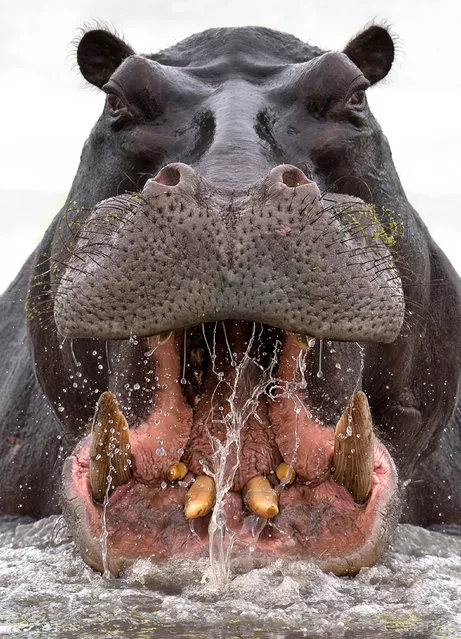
left=56, top=162, right=403, bottom=575
left=54, top=164, right=403, bottom=342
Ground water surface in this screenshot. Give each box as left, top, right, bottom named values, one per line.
left=0, top=517, right=459, bottom=638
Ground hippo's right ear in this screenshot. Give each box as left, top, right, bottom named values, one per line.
left=77, top=30, right=135, bottom=89
left=344, top=26, right=394, bottom=85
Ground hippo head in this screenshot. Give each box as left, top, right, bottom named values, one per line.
left=27, top=25, right=422, bottom=576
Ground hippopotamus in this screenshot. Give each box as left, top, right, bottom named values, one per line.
left=0, top=24, right=460, bottom=577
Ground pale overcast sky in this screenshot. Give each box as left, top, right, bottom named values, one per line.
left=0, top=0, right=460, bottom=292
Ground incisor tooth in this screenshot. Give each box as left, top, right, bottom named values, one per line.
left=166, top=462, right=188, bottom=482
left=276, top=462, right=296, bottom=485
left=243, top=476, right=279, bottom=519
left=332, top=391, right=374, bottom=504
left=90, top=391, right=132, bottom=503
left=184, top=475, right=216, bottom=519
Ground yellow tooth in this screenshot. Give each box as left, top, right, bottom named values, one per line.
left=166, top=462, right=188, bottom=482
left=243, top=476, right=279, bottom=519
left=146, top=331, right=173, bottom=350
left=275, top=462, right=296, bottom=485
left=184, top=475, right=216, bottom=519
left=332, top=391, right=374, bottom=504
left=89, top=392, right=132, bottom=503
left=158, top=330, right=174, bottom=345
left=292, top=333, right=312, bottom=350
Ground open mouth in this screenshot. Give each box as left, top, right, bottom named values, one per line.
left=62, top=320, right=399, bottom=576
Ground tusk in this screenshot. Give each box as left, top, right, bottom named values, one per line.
left=89, top=391, right=132, bottom=503
left=331, top=391, right=374, bottom=504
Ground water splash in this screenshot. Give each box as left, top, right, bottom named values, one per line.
left=202, top=325, right=311, bottom=585
left=206, top=323, right=264, bottom=584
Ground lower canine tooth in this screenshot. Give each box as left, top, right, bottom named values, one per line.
left=243, top=476, right=279, bottom=518
left=332, top=391, right=374, bottom=504
left=276, top=462, right=296, bottom=485
left=184, top=475, right=216, bottom=519
left=166, top=462, right=188, bottom=482
left=90, top=392, right=132, bottom=503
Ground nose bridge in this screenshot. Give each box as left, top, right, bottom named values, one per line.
left=196, top=80, right=272, bottom=189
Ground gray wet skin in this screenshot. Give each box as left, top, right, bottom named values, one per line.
left=0, top=25, right=459, bottom=572
left=54, top=164, right=403, bottom=341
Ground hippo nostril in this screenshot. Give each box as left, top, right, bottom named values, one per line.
left=153, top=166, right=181, bottom=187
left=282, top=168, right=310, bottom=187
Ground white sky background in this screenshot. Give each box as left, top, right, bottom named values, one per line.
left=0, top=0, right=460, bottom=293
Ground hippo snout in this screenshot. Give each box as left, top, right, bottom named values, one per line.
left=53, top=162, right=404, bottom=343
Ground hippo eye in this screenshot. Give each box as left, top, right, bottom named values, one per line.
left=104, top=91, right=133, bottom=129
left=347, top=90, right=367, bottom=109
left=106, top=93, right=126, bottom=114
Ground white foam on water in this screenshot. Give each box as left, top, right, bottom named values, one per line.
left=0, top=516, right=459, bottom=638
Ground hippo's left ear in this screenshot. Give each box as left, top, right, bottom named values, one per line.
left=344, top=26, right=394, bottom=85
left=77, top=29, right=135, bottom=89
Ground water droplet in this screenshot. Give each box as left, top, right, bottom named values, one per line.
left=180, top=378, right=187, bottom=385
left=133, top=383, right=140, bottom=390
left=335, top=363, right=341, bottom=369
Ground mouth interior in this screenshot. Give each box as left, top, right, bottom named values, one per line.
left=63, top=320, right=398, bottom=576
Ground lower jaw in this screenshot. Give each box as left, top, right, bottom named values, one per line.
left=62, top=432, right=399, bottom=577
left=61, top=323, right=400, bottom=576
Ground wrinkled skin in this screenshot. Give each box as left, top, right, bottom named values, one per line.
left=0, top=25, right=460, bottom=577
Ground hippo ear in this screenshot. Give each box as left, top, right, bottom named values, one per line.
left=344, top=26, right=394, bottom=85
left=77, top=30, right=135, bottom=89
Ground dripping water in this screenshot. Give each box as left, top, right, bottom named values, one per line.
left=69, top=339, right=81, bottom=368
left=316, top=338, right=323, bottom=378
left=202, top=324, right=313, bottom=585
left=345, top=342, right=366, bottom=437
left=105, top=340, right=112, bottom=375
left=221, top=321, right=236, bottom=367
left=180, top=328, right=187, bottom=384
